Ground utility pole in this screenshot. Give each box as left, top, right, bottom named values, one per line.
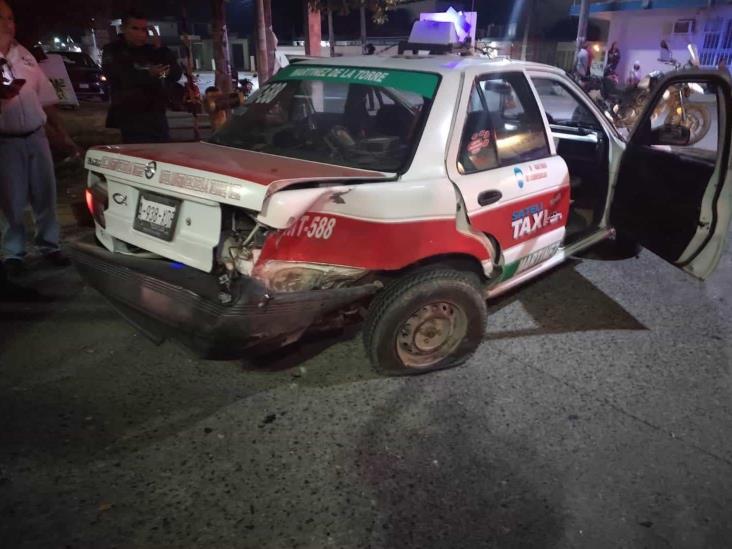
left=255, top=0, right=270, bottom=82
left=576, top=0, right=590, bottom=68
left=264, top=0, right=275, bottom=79
left=360, top=2, right=367, bottom=54
left=521, top=0, right=534, bottom=61
left=327, top=5, right=335, bottom=57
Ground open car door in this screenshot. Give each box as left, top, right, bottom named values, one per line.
left=611, top=70, right=732, bottom=279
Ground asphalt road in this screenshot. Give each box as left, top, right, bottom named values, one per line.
left=1, top=222, right=731, bottom=547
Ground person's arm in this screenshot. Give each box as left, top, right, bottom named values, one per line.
left=35, top=64, right=81, bottom=159
left=162, top=47, right=183, bottom=83
left=166, top=59, right=183, bottom=84
left=103, top=43, right=164, bottom=91
left=101, top=44, right=122, bottom=82
left=44, top=105, right=81, bottom=158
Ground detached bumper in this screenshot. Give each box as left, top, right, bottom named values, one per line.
left=70, top=235, right=380, bottom=359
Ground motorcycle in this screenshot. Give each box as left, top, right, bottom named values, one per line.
left=602, top=44, right=711, bottom=145
left=650, top=81, right=710, bottom=145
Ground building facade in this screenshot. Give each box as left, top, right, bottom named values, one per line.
left=572, top=0, right=732, bottom=77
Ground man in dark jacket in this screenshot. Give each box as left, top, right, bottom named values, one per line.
left=102, top=10, right=182, bottom=143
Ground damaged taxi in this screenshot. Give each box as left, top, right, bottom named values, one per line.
left=72, top=54, right=732, bottom=375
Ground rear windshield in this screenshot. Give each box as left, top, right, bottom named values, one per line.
left=208, top=65, right=440, bottom=173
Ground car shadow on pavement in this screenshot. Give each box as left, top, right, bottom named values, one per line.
left=240, top=260, right=648, bottom=372
left=240, top=326, right=362, bottom=372
left=485, top=260, right=648, bottom=341
left=352, top=381, right=565, bottom=548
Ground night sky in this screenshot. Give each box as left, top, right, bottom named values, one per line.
left=13, top=0, right=575, bottom=45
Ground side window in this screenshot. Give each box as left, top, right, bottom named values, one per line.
left=458, top=72, right=550, bottom=174
left=532, top=77, right=602, bottom=130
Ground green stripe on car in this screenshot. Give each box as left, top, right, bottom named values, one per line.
left=273, top=65, right=440, bottom=98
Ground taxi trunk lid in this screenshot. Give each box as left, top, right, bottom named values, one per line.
left=85, top=142, right=388, bottom=272
left=86, top=142, right=388, bottom=212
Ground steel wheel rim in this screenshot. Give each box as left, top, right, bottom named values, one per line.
left=396, top=301, right=469, bottom=369
left=684, top=108, right=705, bottom=141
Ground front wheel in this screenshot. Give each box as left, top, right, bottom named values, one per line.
left=363, top=269, right=488, bottom=376
left=668, top=104, right=711, bottom=146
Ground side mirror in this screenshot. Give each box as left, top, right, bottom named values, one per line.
left=650, top=124, right=691, bottom=147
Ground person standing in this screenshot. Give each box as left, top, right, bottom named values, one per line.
left=0, top=0, right=72, bottom=275
left=575, top=42, right=590, bottom=80
left=627, top=60, right=642, bottom=88
left=605, top=42, right=621, bottom=76
left=659, top=40, right=673, bottom=63
left=102, top=10, right=182, bottom=144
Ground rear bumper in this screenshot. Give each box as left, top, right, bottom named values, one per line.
left=70, top=235, right=380, bottom=358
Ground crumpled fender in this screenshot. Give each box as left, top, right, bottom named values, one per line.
left=256, top=186, right=352, bottom=230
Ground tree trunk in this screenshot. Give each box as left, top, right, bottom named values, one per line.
left=255, top=0, right=270, bottom=82
left=303, top=1, right=322, bottom=57
left=211, top=0, right=232, bottom=93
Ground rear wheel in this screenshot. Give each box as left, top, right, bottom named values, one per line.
left=363, top=269, right=488, bottom=376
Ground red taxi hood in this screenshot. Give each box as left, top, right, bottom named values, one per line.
left=87, top=142, right=389, bottom=211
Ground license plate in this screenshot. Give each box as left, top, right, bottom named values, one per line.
left=79, top=83, right=90, bottom=89
left=133, top=192, right=180, bottom=241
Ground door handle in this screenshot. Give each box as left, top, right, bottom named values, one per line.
left=477, top=190, right=502, bottom=206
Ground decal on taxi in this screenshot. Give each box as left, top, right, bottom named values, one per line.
left=511, top=203, right=563, bottom=240
left=284, top=215, right=337, bottom=240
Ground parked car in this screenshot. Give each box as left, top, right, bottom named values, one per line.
left=71, top=54, right=732, bottom=375
left=48, top=50, right=108, bottom=101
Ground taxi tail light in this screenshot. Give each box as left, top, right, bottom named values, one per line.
left=86, top=177, right=108, bottom=228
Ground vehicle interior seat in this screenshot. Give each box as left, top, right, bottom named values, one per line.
left=344, top=85, right=373, bottom=138
left=373, top=105, right=413, bottom=140
left=550, top=112, right=610, bottom=241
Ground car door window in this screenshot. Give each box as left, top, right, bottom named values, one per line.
left=458, top=72, right=550, bottom=174
left=643, top=81, right=718, bottom=158
left=532, top=77, right=602, bottom=130
left=610, top=74, right=729, bottom=273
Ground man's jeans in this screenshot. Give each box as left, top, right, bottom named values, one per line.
left=0, top=129, right=61, bottom=261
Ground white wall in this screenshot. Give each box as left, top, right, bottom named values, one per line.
left=599, top=6, right=732, bottom=79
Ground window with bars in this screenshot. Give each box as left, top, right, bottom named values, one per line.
left=701, top=17, right=732, bottom=66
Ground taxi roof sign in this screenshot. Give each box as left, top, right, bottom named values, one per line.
left=399, top=8, right=478, bottom=55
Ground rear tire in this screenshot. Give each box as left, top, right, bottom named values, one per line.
left=363, top=269, right=488, bottom=376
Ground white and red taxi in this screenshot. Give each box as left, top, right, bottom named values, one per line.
left=72, top=54, right=732, bottom=375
